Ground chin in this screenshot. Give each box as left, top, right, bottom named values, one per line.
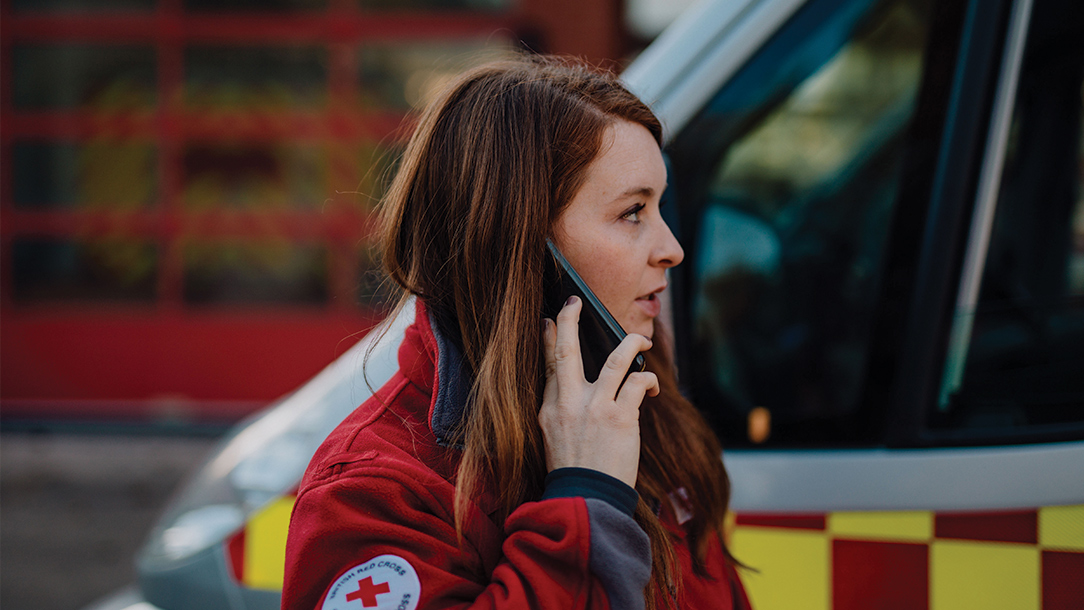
left=628, top=321, right=654, bottom=340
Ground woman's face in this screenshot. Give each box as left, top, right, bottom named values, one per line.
left=554, top=119, right=684, bottom=339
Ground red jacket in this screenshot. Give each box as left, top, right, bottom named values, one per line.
left=282, top=302, right=750, bottom=610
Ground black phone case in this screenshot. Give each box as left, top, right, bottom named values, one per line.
left=543, top=239, right=646, bottom=383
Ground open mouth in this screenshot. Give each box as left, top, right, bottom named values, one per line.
left=635, top=290, right=663, bottom=319
left=637, top=285, right=666, bottom=301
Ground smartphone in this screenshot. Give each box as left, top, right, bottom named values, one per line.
left=543, top=239, right=646, bottom=383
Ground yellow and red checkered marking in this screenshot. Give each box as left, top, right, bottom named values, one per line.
left=729, top=505, right=1084, bottom=610
left=227, top=495, right=296, bottom=591
left=228, top=495, right=1083, bottom=606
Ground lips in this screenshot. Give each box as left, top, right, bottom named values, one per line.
left=635, top=289, right=664, bottom=318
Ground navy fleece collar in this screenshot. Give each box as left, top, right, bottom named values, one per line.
left=422, top=305, right=473, bottom=448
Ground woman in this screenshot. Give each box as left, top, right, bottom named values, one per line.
left=282, top=55, right=750, bottom=610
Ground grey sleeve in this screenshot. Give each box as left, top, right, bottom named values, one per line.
left=585, top=498, right=652, bottom=610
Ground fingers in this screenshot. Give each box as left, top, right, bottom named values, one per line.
left=552, top=296, right=585, bottom=388
left=538, top=297, right=651, bottom=488
left=542, top=318, right=557, bottom=377
left=543, top=296, right=656, bottom=408
left=596, top=332, right=653, bottom=399
left=541, top=318, right=558, bottom=406
left=617, top=370, right=660, bottom=406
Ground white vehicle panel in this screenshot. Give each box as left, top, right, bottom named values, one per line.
left=727, top=441, right=1084, bottom=512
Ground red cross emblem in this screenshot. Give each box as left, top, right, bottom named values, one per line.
left=345, top=576, right=391, bottom=607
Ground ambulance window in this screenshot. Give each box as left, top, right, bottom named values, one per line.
left=932, top=0, right=1084, bottom=440
left=667, top=0, right=934, bottom=446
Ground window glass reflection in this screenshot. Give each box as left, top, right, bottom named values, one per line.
left=714, top=22, right=924, bottom=203
left=1070, top=93, right=1084, bottom=299
left=671, top=0, right=932, bottom=446
left=934, top=0, right=1084, bottom=434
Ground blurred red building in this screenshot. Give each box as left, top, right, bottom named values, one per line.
left=0, top=0, right=630, bottom=424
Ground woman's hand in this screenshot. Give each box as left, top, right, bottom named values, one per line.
left=539, top=296, right=660, bottom=488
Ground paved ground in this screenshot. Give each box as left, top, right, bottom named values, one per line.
left=1, top=432, right=220, bottom=610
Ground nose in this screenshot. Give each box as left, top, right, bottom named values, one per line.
left=651, top=217, right=684, bottom=269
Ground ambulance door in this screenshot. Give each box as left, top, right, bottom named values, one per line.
left=658, top=0, right=1084, bottom=607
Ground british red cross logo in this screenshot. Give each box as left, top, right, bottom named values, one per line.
left=345, top=576, right=391, bottom=608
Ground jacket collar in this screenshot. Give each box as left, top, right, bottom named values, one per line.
left=399, top=300, right=472, bottom=448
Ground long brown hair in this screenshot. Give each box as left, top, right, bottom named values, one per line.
left=378, top=55, right=734, bottom=607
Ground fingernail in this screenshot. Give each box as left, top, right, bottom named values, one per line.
left=542, top=318, right=552, bottom=331
left=565, top=296, right=578, bottom=307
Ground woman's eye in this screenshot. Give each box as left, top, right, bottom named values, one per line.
left=622, top=204, right=645, bottom=222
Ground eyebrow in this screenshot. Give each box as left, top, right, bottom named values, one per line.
left=615, top=186, right=657, bottom=201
